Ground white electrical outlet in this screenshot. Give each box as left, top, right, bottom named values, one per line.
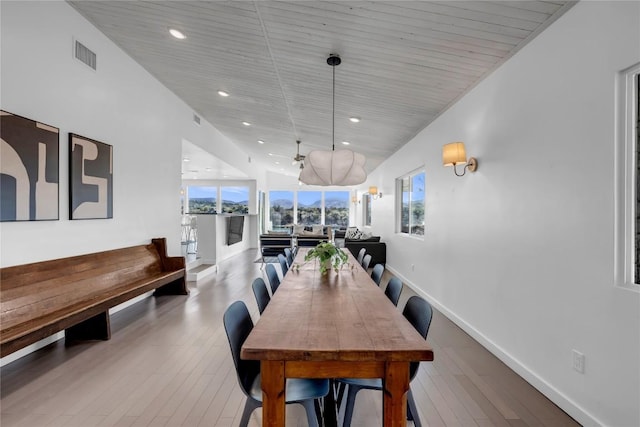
left=572, top=350, right=585, bottom=373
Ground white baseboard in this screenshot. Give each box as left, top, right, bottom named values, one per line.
left=386, top=265, right=603, bottom=427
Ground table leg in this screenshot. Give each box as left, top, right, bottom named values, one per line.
left=261, top=360, right=285, bottom=427
left=382, top=361, right=410, bottom=427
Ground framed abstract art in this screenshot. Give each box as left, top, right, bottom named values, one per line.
left=0, top=110, right=60, bottom=222
left=69, top=133, right=113, bottom=219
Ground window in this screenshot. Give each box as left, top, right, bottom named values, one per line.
left=221, top=186, right=249, bottom=214
left=397, top=170, right=425, bottom=236
left=269, top=191, right=293, bottom=232
left=297, top=191, right=322, bottom=225
left=363, top=194, right=371, bottom=226
left=636, top=74, right=639, bottom=284
left=187, top=186, right=216, bottom=213
left=616, top=62, right=639, bottom=288
left=324, top=191, right=349, bottom=227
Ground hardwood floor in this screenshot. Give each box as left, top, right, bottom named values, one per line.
left=0, top=249, right=580, bottom=427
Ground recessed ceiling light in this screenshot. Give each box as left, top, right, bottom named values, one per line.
left=217, top=90, right=229, bottom=97
left=223, top=175, right=229, bottom=178
left=169, top=28, right=186, bottom=39
left=205, top=167, right=212, bottom=172
left=242, top=121, right=251, bottom=126
left=183, top=157, right=190, bottom=162
left=258, top=140, right=265, bottom=144
left=342, top=141, right=350, bottom=145
left=349, top=117, right=360, bottom=123
left=268, top=153, right=274, bottom=156
left=275, top=161, right=280, bottom=165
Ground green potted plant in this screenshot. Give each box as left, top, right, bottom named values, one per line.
left=304, top=241, right=349, bottom=274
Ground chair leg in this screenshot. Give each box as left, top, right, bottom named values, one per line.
left=239, top=397, right=261, bottom=427
left=335, top=382, right=347, bottom=409
left=301, top=400, right=320, bottom=427
left=314, top=398, right=323, bottom=425
left=341, top=384, right=361, bottom=427
left=407, top=389, right=421, bottom=427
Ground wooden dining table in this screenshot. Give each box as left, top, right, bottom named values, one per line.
left=241, top=248, right=434, bottom=427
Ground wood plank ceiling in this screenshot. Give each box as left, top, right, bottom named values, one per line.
left=68, top=1, right=575, bottom=179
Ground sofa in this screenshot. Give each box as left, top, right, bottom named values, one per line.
left=344, top=236, right=386, bottom=266
left=295, top=225, right=332, bottom=247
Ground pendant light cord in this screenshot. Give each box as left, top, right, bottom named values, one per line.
left=332, top=62, right=336, bottom=152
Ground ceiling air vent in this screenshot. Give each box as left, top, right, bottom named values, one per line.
left=193, top=114, right=201, bottom=125
left=74, top=39, right=97, bottom=71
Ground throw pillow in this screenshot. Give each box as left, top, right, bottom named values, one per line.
left=293, top=225, right=305, bottom=235
left=311, top=225, right=324, bottom=235
left=345, top=227, right=362, bottom=240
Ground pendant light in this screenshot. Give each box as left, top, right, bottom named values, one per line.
left=298, top=54, right=367, bottom=186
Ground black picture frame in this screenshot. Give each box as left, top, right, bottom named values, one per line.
left=69, top=133, right=113, bottom=220
left=0, top=110, right=60, bottom=222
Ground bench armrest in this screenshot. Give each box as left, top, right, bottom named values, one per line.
left=152, top=238, right=185, bottom=271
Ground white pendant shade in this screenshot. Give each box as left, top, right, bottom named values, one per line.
left=299, top=149, right=366, bottom=186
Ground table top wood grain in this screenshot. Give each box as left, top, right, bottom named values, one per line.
left=241, top=248, right=433, bottom=363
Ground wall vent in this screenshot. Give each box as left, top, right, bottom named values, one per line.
left=74, top=40, right=97, bottom=71
left=193, top=114, right=201, bottom=125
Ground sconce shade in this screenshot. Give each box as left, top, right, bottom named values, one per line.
left=298, top=149, right=367, bottom=186
left=369, top=186, right=378, bottom=196
left=442, top=142, right=467, bottom=166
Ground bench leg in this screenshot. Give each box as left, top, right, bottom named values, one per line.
left=154, top=278, right=189, bottom=296
left=65, top=311, right=111, bottom=344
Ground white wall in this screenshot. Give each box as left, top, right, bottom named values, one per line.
left=366, top=2, right=640, bottom=426
left=0, top=1, right=263, bottom=268
left=0, top=1, right=266, bottom=364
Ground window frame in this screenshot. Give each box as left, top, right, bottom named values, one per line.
left=363, top=193, right=372, bottom=227
left=615, top=62, right=640, bottom=290
left=396, top=168, right=425, bottom=238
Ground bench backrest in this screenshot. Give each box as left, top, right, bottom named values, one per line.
left=0, top=243, right=168, bottom=334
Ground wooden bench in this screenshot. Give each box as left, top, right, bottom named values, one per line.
left=0, top=238, right=187, bottom=357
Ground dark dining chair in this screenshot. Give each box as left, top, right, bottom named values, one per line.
left=337, top=296, right=433, bottom=427
left=251, top=278, right=270, bottom=315
left=361, top=254, right=372, bottom=271
left=356, top=248, right=366, bottom=266
left=223, top=301, right=329, bottom=427
left=284, top=247, right=294, bottom=267
left=277, top=253, right=289, bottom=277
left=370, top=264, right=384, bottom=286
left=265, top=263, right=280, bottom=294
left=384, top=277, right=403, bottom=306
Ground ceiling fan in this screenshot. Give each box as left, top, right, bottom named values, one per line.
left=292, top=139, right=305, bottom=169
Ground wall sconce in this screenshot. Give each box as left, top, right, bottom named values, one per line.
left=369, top=186, right=382, bottom=199
left=442, top=142, right=478, bottom=176
left=351, top=193, right=360, bottom=205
